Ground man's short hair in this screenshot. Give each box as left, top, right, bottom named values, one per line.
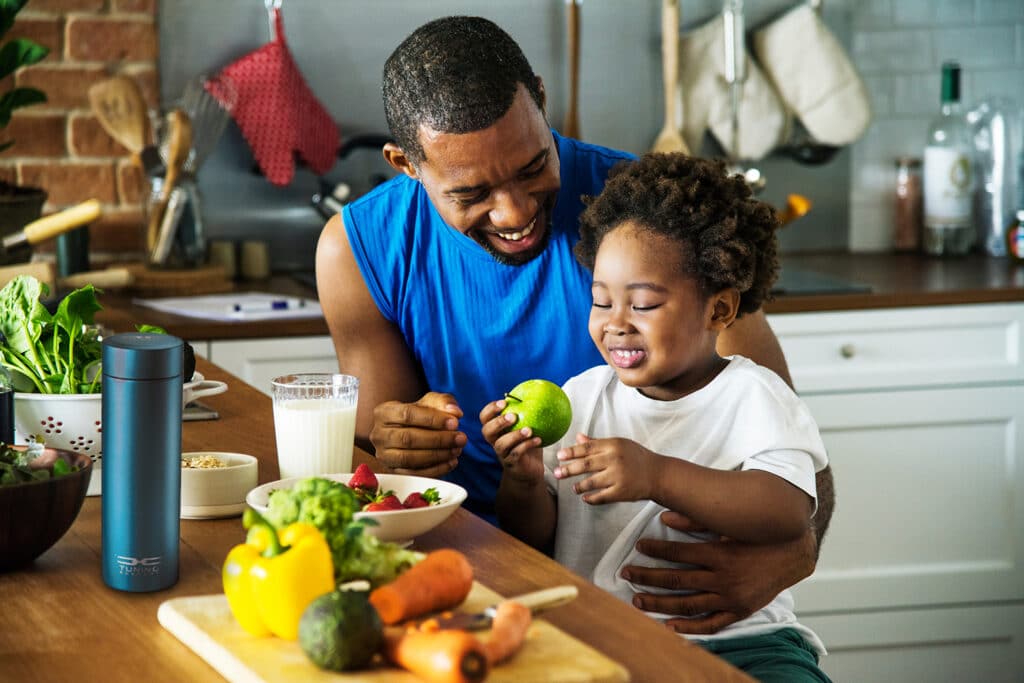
left=382, top=16, right=545, bottom=166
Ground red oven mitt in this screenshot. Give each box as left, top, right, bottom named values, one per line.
left=209, top=8, right=339, bottom=186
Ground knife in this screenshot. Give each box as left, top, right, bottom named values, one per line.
left=419, top=585, right=578, bottom=631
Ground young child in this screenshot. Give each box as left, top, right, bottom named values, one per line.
left=480, top=153, right=831, bottom=682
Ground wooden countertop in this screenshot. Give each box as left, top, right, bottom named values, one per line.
left=764, top=252, right=1024, bottom=314
left=94, top=253, right=1024, bottom=341
left=0, top=358, right=750, bottom=683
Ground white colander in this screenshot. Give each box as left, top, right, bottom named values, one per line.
left=14, top=372, right=227, bottom=496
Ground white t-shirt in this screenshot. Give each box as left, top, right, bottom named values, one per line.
left=543, top=355, right=829, bottom=653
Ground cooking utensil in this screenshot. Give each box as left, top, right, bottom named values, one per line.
left=170, top=75, right=238, bottom=266
left=181, top=74, right=237, bottom=176
left=415, top=585, right=578, bottom=631
left=721, top=0, right=765, bottom=194
left=777, top=193, right=812, bottom=227
left=0, top=199, right=102, bottom=259
left=650, top=0, right=690, bottom=154
left=147, top=108, right=192, bottom=261
left=310, top=133, right=393, bottom=220
left=779, top=119, right=840, bottom=165
left=87, top=76, right=159, bottom=172
left=562, top=0, right=581, bottom=139
left=0, top=261, right=132, bottom=292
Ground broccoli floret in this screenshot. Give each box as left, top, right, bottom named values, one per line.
left=262, top=477, right=413, bottom=586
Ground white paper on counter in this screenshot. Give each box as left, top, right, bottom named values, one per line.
left=134, top=292, right=322, bottom=322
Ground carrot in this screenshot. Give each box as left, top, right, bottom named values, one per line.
left=383, top=626, right=489, bottom=683
left=482, top=600, right=532, bottom=665
left=370, top=549, right=474, bottom=625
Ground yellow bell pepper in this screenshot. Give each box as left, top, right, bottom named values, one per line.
left=222, top=509, right=335, bottom=640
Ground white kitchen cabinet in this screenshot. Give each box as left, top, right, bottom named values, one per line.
left=204, top=336, right=338, bottom=396
left=770, top=302, right=1024, bottom=681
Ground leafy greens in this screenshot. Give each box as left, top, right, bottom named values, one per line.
left=263, top=477, right=419, bottom=587
left=0, top=275, right=103, bottom=394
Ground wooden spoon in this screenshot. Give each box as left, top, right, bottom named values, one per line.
left=650, top=0, right=691, bottom=155
left=562, top=0, right=581, bottom=139
left=146, top=108, right=192, bottom=256
left=88, top=76, right=150, bottom=162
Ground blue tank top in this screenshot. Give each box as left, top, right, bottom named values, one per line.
left=343, top=132, right=634, bottom=520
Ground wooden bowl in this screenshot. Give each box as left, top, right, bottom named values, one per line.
left=0, top=446, right=93, bottom=571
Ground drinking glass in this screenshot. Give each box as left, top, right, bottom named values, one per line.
left=271, top=373, right=359, bottom=478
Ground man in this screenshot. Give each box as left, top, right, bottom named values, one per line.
left=316, top=15, right=834, bottom=638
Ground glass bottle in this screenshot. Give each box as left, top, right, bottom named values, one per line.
left=923, top=61, right=976, bottom=256
left=1007, top=210, right=1024, bottom=263
left=894, top=157, right=922, bottom=251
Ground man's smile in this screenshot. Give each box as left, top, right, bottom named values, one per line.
left=491, top=217, right=537, bottom=242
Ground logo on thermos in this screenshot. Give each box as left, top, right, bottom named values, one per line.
left=116, top=555, right=161, bottom=576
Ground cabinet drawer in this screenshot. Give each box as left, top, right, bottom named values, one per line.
left=803, top=603, right=1024, bottom=683
left=207, top=336, right=338, bottom=397
left=769, top=303, right=1024, bottom=393
left=793, top=385, right=1024, bottom=612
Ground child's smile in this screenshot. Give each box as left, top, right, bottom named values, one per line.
left=589, top=221, right=729, bottom=401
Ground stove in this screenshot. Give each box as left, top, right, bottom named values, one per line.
left=771, top=267, right=871, bottom=296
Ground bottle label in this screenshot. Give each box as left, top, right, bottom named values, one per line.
left=923, top=146, right=973, bottom=226
left=1010, top=225, right=1024, bottom=260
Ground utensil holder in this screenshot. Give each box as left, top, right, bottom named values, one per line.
left=144, top=175, right=206, bottom=269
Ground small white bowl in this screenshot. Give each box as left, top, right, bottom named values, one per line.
left=246, top=473, right=467, bottom=544
left=180, top=452, right=258, bottom=520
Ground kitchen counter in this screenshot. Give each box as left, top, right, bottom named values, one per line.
left=765, top=252, right=1024, bottom=313
left=0, top=357, right=750, bottom=683
left=94, top=253, right=1024, bottom=342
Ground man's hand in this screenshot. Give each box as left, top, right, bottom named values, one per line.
left=624, top=511, right=817, bottom=635
left=369, top=391, right=467, bottom=477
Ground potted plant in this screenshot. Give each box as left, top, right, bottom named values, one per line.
left=0, top=0, right=49, bottom=264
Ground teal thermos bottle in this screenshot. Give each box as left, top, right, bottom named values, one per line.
left=101, top=332, right=183, bottom=592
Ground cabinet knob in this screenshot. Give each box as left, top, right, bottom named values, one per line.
left=839, top=343, right=856, bottom=359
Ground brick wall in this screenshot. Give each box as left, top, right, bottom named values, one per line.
left=4, top=0, right=158, bottom=259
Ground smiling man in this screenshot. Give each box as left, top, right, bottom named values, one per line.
left=315, top=15, right=834, bottom=638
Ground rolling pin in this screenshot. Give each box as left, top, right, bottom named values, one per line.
left=0, top=261, right=133, bottom=292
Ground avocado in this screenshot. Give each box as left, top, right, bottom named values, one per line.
left=298, top=590, right=383, bottom=671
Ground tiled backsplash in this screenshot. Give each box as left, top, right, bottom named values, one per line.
left=9, top=1, right=1020, bottom=263
left=847, top=0, right=1024, bottom=250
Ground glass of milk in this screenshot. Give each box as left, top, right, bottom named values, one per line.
left=271, top=373, right=359, bottom=478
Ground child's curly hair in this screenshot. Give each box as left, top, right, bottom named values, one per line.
left=575, top=153, right=779, bottom=317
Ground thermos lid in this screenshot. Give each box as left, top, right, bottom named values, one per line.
left=102, top=333, right=183, bottom=380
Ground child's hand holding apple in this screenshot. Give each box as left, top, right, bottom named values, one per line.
left=480, top=379, right=572, bottom=485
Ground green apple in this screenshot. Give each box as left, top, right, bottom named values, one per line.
left=500, top=379, right=572, bottom=447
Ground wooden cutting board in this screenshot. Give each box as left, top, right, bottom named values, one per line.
left=158, top=582, right=629, bottom=683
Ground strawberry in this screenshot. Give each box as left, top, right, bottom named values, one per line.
left=402, top=487, right=441, bottom=509
left=347, top=463, right=379, bottom=494
left=364, top=494, right=404, bottom=512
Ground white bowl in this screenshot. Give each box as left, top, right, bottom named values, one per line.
left=14, top=372, right=229, bottom=497
left=180, top=452, right=259, bottom=520
left=246, top=473, right=467, bottom=545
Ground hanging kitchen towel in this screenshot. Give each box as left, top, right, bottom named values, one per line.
left=753, top=3, right=871, bottom=146
left=679, top=14, right=788, bottom=160
left=209, top=7, right=339, bottom=186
